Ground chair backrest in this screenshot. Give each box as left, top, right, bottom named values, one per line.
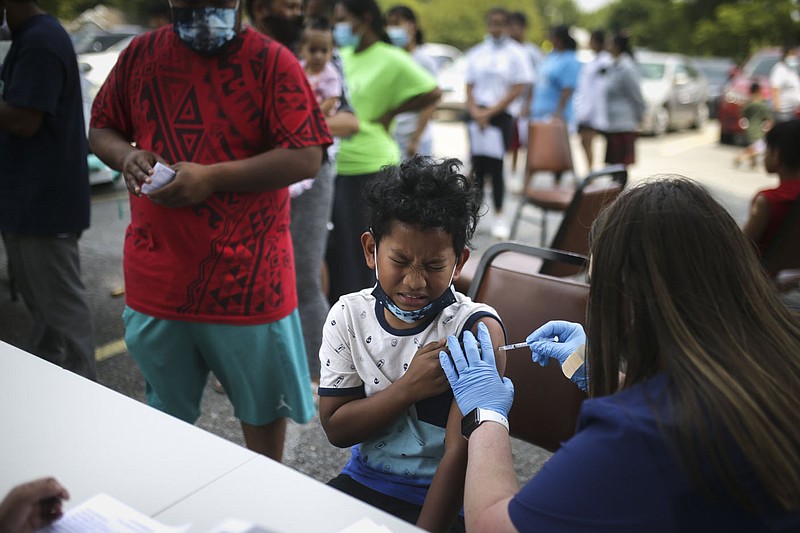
left=468, top=243, right=589, bottom=451
left=542, top=165, right=628, bottom=277
left=762, top=196, right=800, bottom=278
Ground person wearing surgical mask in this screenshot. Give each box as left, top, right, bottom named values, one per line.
left=385, top=5, right=438, bottom=159
left=464, top=7, right=533, bottom=240
left=318, top=156, right=505, bottom=532
left=88, top=0, right=333, bottom=463
left=0, top=0, right=97, bottom=381
left=325, top=0, right=441, bottom=308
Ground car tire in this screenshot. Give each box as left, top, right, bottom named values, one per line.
left=720, top=131, right=734, bottom=145
left=692, top=103, right=709, bottom=129
left=653, top=106, right=670, bottom=136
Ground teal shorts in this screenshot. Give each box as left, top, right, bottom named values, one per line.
left=123, top=307, right=315, bottom=426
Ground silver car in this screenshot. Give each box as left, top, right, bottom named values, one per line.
left=637, top=51, right=710, bottom=135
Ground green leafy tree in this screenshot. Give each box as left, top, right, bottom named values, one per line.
left=693, top=0, right=800, bottom=61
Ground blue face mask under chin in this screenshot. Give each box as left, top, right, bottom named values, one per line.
left=171, top=1, right=239, bottom=55
left=372, top=247, right=458, bottom=324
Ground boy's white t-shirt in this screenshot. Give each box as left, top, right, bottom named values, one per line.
left=318, top=287, right=502, bottom=504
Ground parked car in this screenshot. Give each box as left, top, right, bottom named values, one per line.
left=72, top=26, right=143, bottom=54
left=78, top=36, right=136, bottom=185
left=691, top=56, right=736, bottom=119
left=718, top=47, right=800, bottom=145
left=419, top=43, right=467, bottom=115
left=636, top=51, right=710, bottom=135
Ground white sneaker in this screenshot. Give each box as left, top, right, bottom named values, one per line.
left=492, top=220, right=511, bottom=240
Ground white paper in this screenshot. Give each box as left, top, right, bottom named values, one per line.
left=207, top=518, right=279, bottom=533
left=38, top=493, right=189, bottom=533
left=141, top=162, right=176, bottom=194
left=468, top=122, right=505, bottom=159
left=336, top=517, right=393, bottom=533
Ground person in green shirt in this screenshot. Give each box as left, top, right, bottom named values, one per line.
left=735, top=81, right=772, bottom=169
left=327, top=0, right=441, bottom=305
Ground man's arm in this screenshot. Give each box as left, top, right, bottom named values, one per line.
left=319, top=340, right=448, bottom=448
left=0, top=102, right=43, bottom=138
left=89, top=126, right=323, bottom=207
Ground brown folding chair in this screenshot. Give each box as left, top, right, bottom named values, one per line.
left=761, top=196, right=800, bottom=281
left=468, top=242, right=589, bottom=451
left=454, top=166, right=625, bottom=294
left=510, top=164, right=628, bottom=247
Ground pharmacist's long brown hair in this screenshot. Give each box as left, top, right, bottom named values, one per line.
left=587, top=177, right=800, bottom=512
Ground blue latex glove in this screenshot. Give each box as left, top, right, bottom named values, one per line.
left=439, top=322, right=514, bottom=418
left=526, top=320, right=588, bottom=392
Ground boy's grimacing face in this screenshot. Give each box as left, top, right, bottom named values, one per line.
left=361, top=221, right=469, bottom=313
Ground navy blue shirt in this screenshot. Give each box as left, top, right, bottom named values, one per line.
left=0, top=14, right=89, bottom=235
left=508, top=374, right=800, bottom=532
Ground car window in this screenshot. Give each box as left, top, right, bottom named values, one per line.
left=638, top=62, right=665, bottom=80
left=745, top=55, right=779, bottom=78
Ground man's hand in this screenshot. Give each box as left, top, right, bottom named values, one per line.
left=147, top=162, right=216, bottom=208
left=397, top=340, right=450, bottom=402
left=0, top=478, right=69, bottom=533
left=440, top=322, right=514, bottom=417
left=121, top=149, right=159, bottom=196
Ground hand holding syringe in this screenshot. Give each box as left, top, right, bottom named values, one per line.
left=500, top=321, right=588, bottom=391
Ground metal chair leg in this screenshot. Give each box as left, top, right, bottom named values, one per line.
left=540, top=210, right=549, bottom=247
left=509, top=197, right=526, bottom=240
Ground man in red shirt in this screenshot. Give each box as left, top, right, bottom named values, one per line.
left=89, top=0, right=331, bottom=461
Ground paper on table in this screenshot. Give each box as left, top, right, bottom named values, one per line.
left=207, top=518, right=279, bottom=533
left=336, top=517, right=393, bottom=533
left=38, top=493, right=189, bottom=533
left=468, top=122, right=505, bottom=160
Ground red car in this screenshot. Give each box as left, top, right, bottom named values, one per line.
left=718, top=47, right=800, bottom=145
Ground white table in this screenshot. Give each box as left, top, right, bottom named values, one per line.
left=0, top=341, right=422, bottom=532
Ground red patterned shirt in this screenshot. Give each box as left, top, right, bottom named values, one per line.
left=91, top=27, right=331, bottom=324
left=755, top=178, right=800, bottom=255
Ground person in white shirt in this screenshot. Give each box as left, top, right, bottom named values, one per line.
left=465, top=7, right=533, bottom=240
left=769, top=47, right=800, bottom=123
left=575, top=29, right=612, bottom=170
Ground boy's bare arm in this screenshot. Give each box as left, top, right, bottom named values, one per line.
left=320, top=340, right=449, bottom=448
left=416, top=399, right=468, bottom=532
left=416, top=317, right=506, bottom=531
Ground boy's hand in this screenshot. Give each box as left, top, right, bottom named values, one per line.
left=399, top=340, right=450, bottom=402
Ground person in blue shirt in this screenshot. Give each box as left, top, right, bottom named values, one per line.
left=440, top=177, right=800, bottom=532
left=529, top=24, right=581, bottom=185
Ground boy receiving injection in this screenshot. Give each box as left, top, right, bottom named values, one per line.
left=318, top=156, right=506, bottom=532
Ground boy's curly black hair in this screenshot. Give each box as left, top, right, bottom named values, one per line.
left=364, top=156, right=481, bottom=254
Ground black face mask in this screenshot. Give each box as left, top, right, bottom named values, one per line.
left=261, top=14, right=303, bottom=48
